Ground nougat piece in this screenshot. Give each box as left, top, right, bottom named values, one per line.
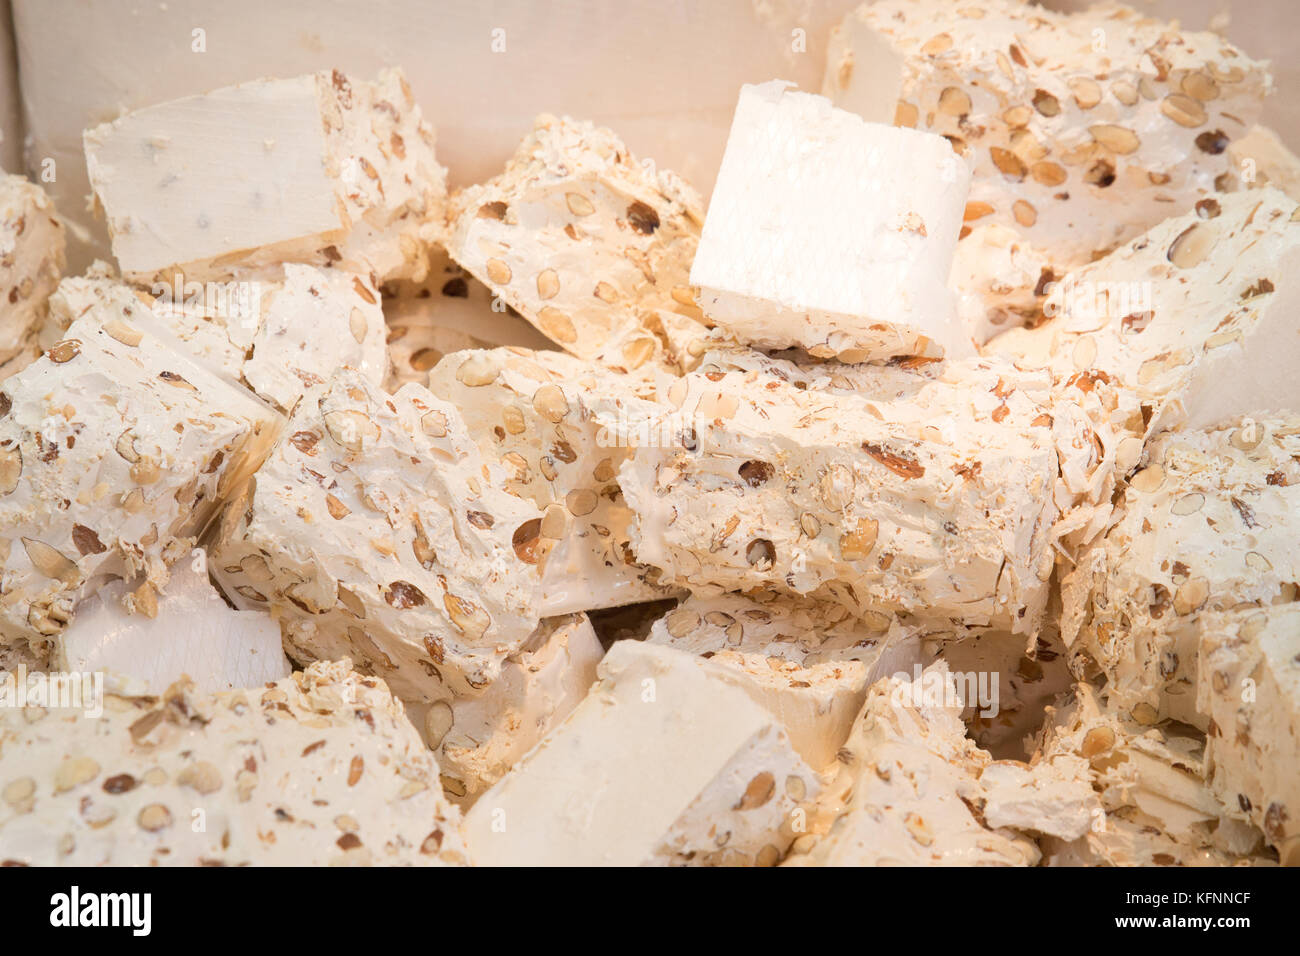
left=56, top=560, right=289, bottom=696
left=47, top=264, right=388, bottom=413
left=990, top=189, right=1300, bottom=433
left=0, top=175, right=65, bottom=364
left=619, top=353, right=1062, bottom=633
left=785, top=663, right=1093, bottom=866
left=1197, top=605, right=1300, bottom=864
left=648, top=591, right=925, bottom=769
left=825, top=0, right=1270, bottom=271
left=1227, top=125, right=1300, bottom=202
left=412, top=613, right=603, bottom=803
left=1035, top=684, right=1272, bottom=866
left=465, top=641, right=818, bottom=867
left=445, top=114, right=703, bottom=373
left=952, top=223, right=1055, bottom=347
left=383, top=249, right=555, bottom=389
left=428, top=347, right=678, bottom=615
left=0, top=661, right=469, bottom=867
left=690, top=81, right=970, bottom=362
left=84, top=69, right=445, bottom=285
left=241, top=265, right=389, bottom=411
left=1061, top=418, right=1300, bottom=728
left=0, top=310, right=281, bottom=659
left=210, top=370, right=542, bottom=703
left=935, top=623, right=1073, bottom=759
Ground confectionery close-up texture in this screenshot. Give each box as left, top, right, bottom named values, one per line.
left=0, top=0, right=1297, bottom=882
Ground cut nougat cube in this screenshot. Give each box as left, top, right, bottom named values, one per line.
left=46, top=263, right=388, bottom=413
left=55, top=559, right=290, bottom=696
left=990, top=188, right=1300, bottom=434
left=464, top=640, right=818, bottom=867
left=619, top=352, right=1064, bottom=633
left=0, top=175, right=64, bottom=365
left=1061, top=417, right=1300, bottom=728
left=411, top=612, right=603, bottom=803
left=647, top=591, right=926, bottom=769
left=0, top=660, right=468, bottom=866
left=690, top=81, right=970, bottom=362
left=210, top=370, right=542, bottom=703
left=427, top=347, right=679, bottom=615
left=826, top=0, right=1270, bottom=270
left=1197, top=605, right=1300, bottom=864
left=445, top=114, right=704, bottom=372
left=785, top=662, right=1095, bottom=866
left=0, top=309, right=281, bottom=658
left=85, top=69, right=445, bottom=285
left=1034, top=683, right=1273, bottom=866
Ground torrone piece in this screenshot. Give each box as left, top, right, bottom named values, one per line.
left=990, top=188, right=1300, bottom=434
left=785, top=662, right=1096, bottom=866
left=383, top=247, right=555, bottom=390
left=210, top=370, right=542, bottom=704
left=465, top=640, right=818, bottom=867
left=690, top=81, right=971, bottom=362
left=445, top=114, right=704, bottom=373
left=1034, top=683, right=1273, bottom=867
left=0, top=660, right=469, bottom=866
left=647, top=591, right=925, bottom=769
left=84, top=69, right=445, bottom=285
left=0, top=175, right=65, bottom=365
left=1061, top=417, right=1300, bottom=728
left=55, top=560, right=290, bottom=696
left=414, top=612, right=603, bottom=803
left=1197, top=605, right=1300, bottom=865
left=47, top=265, right=388, bottom=414
left=619, top=352, right=1063, bottom=634
left=824, top=0, right=1270, bottom=269
left=426, top=347, right=677, bottom=616
left=0, top=308, right=281, bottom=660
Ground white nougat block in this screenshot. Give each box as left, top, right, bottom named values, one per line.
left=465, top=640, right=818, bottom=867
left=825, top=0, right=1271, bottom=270
left=647, top=592, right=926, bottom=770
left=419, top=612, right=604, bottom=802
left=990, top=188, right=1300, bottom=435
left=84, top=69, right=445, bottom=285
left=0, top=660, right=469, bottom=867
left=55, top=560, right=289, bottom=695
left=689, top=80, right=971, bottom=362
left=1197, top=605, right=1300, bottom=865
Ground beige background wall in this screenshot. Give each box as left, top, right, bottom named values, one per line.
left=7, top=0, right=1299, bottom=269
left=0, top=0, right=20, bottom=174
